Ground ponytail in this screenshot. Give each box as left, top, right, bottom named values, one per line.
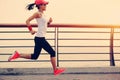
left=26, top=3, right=35, bottom=10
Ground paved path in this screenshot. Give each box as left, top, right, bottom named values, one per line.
left=0, top=67, right=120, bottom=80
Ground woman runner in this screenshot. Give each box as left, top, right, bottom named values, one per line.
left=8, top=0, right=65, bottom=75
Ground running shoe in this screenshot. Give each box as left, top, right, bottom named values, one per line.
left=8, top=51, right=20, bottom=61
left=54, top=68, right=65, bottom=75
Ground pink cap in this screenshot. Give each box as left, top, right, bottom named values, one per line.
left=35, top=0, right=49, bottom=5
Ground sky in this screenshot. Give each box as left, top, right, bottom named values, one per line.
left=0, top=0, right=120, bottom=68
left=0, top=0, right=120, bottom=25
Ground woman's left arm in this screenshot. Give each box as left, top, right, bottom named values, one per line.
left=48, top=17, right=53, bottom=25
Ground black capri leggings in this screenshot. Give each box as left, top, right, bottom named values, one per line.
left=31, top=37, right=56, bottom=59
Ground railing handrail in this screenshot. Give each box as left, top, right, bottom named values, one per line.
left=0, top=24, right=120, bottom=28
left=0, top=23, right=119, bottom=67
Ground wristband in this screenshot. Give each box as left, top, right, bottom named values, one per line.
left=47, top=22, right=50, bottom=25
left=28, top=26, right=32, bottom=31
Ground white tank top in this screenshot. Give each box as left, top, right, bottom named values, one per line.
left=35, top=13, right=48, bottom=37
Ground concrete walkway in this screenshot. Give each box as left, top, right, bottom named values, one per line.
left=0, top=67, right=120, bottom=80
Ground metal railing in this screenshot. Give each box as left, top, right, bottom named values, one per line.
left=0, top=24, right=120, bottom=67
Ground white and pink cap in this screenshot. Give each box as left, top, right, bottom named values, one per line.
left=35, top=0, right=49, bottom=5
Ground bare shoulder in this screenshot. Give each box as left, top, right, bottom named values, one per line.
left=33, top=12, right=39, bottom=16
left=34, top=11, right=42, bottom=18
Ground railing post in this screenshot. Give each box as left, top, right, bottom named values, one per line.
left=110, top=27, right=115, bottom=66
left=55, top=27, right=59, bottom=67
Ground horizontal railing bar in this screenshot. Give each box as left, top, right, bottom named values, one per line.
left=58, top=39, right=110, bottom=40
left=0, top=31, right=55, bottom=32
left=61, top=52, right=120, bottom=54
left=0, top=60, right=50, bottom=62
left=0, top=24, right=120, bottom=28
left=0, top=46, right=55, bottom=48
left=58, top=46, right=110, bottom=47
left=1, top=38, right=119, bottom=40
left=58, top=60, right=110, bottom=62
left=0, top=53, right=52, bottom=55
left=1, top=31, right=119, bottom=34
left=58, top=38, right=120, bottom=40
left=50, top=24, right=120, bottom=28
left=0, top=38, right=55, bottom=40
left=61, top=59, right=120, bottom=61
left=1, top=53, right=118, bottom=55
left=0, top=46, right=119, bottom=48
left=0, top=31, right=119, bottom=33
left=1, top=44, right=118, bottom=49
left=1, top=53, right=119, bottom=55
left=59, top=53, right=120, bottom=54
left=115, top=60, right=120, bottom=61
left=1, top=59, right=120, bottom=63
left=1, top=39, right=120, bottom=40
left=58, top=46, right=120, bottom=47
left=113, top=39, right=120, bottom=40
left=58, top=31, right=111, bottom=33
left=0, top=60, right=110, bottom=62
left=59, top=53, right=110, bottom=54
left=58, top=31, right=120, bottom=33
left=0, top=30, right=119, bottom=33
left=114, top=53, right=120, bottom=54
left=113, top=46, right=120, bottom=47
left=0, top=31, right=55, bottom=33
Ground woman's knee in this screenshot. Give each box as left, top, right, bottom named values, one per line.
left=50, top=51, right=56, bottom=57
left=31, top=54, right=39, bottom=60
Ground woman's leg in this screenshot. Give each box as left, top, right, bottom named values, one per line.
left=19, top=53, right=31, bottom=59
left=40, top=38, right=57, bottom=70
left=21, top=37, right=42, bottom=60
left=41, top=38, right=65, bottom=75
left=8, top=50, right=36, bottom=61
left=8, top=37, right=42, bottom=61
left=50, top=57, right=57, bottom=71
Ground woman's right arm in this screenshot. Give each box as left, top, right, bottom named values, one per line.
left=26, top=12, right=40, bottom=35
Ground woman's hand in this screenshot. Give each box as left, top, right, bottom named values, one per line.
left=48, top=17, right=53, bottom=24
left=49, top=17, right=53, bottom=23
left=30, top=30, right=36, bottom=35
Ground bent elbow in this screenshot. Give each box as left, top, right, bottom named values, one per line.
left=26, top=20, right=30, bottom=26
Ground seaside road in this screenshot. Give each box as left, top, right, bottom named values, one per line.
left=0, top=67, right=120, bottom=80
